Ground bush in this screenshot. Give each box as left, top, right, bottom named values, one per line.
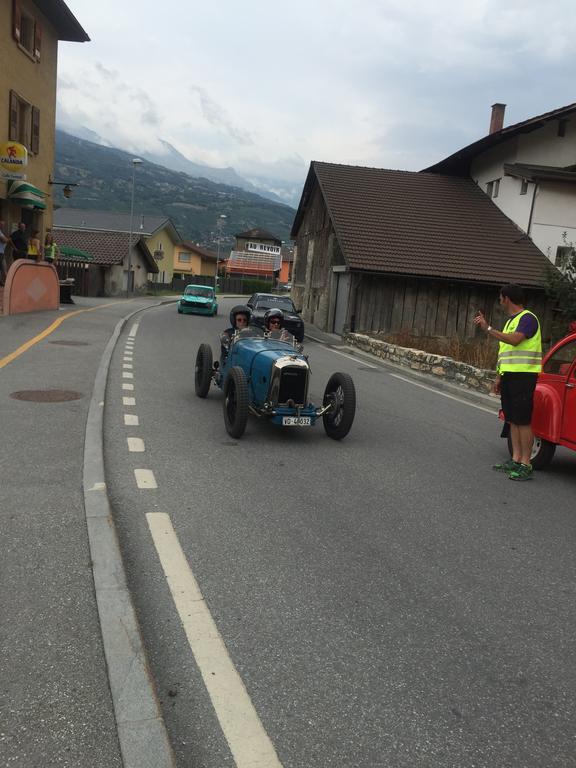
left=545, top=235, right=576, bottom=343
left=237, top=279, right=274, bottom=295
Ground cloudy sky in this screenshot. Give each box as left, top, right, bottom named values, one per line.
left=57, top=0, right=576, bottom=198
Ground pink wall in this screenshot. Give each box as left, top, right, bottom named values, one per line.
left=3, top=260, right=60, bottom=315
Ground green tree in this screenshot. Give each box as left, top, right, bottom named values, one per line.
left=545, top=233, right=576, bottom=342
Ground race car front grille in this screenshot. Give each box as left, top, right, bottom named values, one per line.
left=278, top=366, right=307, bottom=405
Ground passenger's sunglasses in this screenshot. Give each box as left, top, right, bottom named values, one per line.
left=269, top=319, right=281, bottom=326
left=236, top=316, right=248, bottom=323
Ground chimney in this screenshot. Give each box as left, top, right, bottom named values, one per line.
left=489, top=103, right=506, bottom=134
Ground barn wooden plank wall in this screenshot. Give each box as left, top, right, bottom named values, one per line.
left=351, top=274, right=553, bottom=341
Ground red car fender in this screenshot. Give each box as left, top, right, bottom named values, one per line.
left=532, top=381, right=563, bottom=442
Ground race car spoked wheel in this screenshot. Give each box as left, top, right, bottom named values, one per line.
left=507, top=434, right=556, bottom=469
left=223, top=366, right=249, bottom=438
left=195, top=343, right=213, bottom=398
left=322, top=372, right=356, bottom=440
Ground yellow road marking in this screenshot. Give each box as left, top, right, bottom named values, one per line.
left=0, top=302, right=124, bottom=370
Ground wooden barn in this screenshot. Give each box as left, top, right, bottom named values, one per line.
left=290, top=162, right=554, bottom=340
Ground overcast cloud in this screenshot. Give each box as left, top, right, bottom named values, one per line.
left=57, top=0, right=576, bottom=192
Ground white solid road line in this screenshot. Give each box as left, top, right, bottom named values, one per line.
left=123, top=396, right=136, bottom=406
left=146, top=513, right=283, bottom=768
left=134, top=469, right=157, bottom=489
left=389, top=373, right=498, bottom=415
left=127, top=437, right=145, bottom=452
left=323, top=345, right=378, bottom=369
left=128, top=323, right=139, bottom=338
left=122, top=383, right=134, bottom=391
left=124, top=414, right=139, bottom=426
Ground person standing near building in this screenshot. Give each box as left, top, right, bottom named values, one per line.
left=44, top=232, right=58, bottom=264
left=28, top=229, right=42, bottom=261
left=0, top=220, right=9, bottom=286
left=474, top=284, right=542, bottom=481
left=10, top=222, right=29, bottom=260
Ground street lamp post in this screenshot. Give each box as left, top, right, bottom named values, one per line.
left=126, top=158, right=143, bottom=298
left=214, top=214, right=227, bottom=290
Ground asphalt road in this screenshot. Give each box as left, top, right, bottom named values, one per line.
left=103, top=298, right=576, bottom=768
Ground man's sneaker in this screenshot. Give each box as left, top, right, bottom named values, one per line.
left=493, top=459, right=520, bottom=473
left=509, top=463, right=533, bottom=481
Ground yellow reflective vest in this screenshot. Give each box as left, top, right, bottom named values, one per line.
left=497, top=310, right=542, bottom=374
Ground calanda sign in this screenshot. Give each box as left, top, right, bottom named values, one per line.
left=0, top=141, right=27, bottom=180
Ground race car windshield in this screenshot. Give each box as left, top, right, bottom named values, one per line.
left=235, top=327, right=264, bottom=339
left=184, top=287, right=213, bottom=297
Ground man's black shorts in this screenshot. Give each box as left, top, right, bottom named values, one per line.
left=500, top=372, right=538, bottom=426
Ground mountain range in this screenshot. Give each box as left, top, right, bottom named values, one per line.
left=53, top=129, right=298, bottom=246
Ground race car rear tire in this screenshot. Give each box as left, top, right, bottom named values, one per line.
left=223, top=366, right=249, bottom=438
left=322, top=372, right=356, bottom=440
left=507, top=434, right=556, bottom=470
left=195, top=343, right=213, bottom=398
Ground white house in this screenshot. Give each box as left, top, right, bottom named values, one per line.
left=425, top=102, right=576, bottom=268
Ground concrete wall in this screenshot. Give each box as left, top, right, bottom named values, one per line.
left=3, top=258, right=59, bottom=314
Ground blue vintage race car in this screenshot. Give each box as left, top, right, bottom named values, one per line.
left=195, top=327, right=356, bottom=439
left=178, top=284, right=218, bottom=316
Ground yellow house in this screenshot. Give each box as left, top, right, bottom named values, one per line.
left=174, top=242, right=217, bottom=280
left=0, top=1, right=89, bottom=236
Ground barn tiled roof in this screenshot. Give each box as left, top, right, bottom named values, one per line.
left=53, top=228, right=158, bottom=273
left=292, top=161, right=551, bottom=288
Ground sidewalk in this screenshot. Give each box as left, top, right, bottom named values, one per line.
left=0, top=297, right=174, bottom=768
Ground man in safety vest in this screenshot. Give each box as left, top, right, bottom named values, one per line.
left=474, top=284, right=542, bottom=481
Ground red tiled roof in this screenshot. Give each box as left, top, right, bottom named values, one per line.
left=53, top=228, right=158, bottom=272
left=292, top=161, right=551, bottom=288
left=179, top=242, right=217, bottom=261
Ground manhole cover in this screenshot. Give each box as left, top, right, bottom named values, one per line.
left=49, top=340, right=90, bottom=346
left=10, top=390, right=84, bottom=402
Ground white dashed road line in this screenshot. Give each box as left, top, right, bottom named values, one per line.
left=146, top=512, right=283, bottom=768
left=123, top=396, right=136, bottom=406
left=134, top=469, right=157, bottom=489
left=123, top=363, right=133, bottom=369
left=124, top=414, right=139, bottom=426
left=127, top=437, right=145, bottom=452
left=122, top=383, right=134, bottom=391
left=123, top=371, right=134, bottom=379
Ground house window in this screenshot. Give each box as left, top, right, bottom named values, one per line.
left=555, top=246, right=575, bottom=270
left=9, top=90, right=31, bottom=147
left=520, top=179, right=529, bottom=195
left=178, top=253, right=191, bottom=262
left=13, top=3, right=42, bottom=60
left=486, top=179, right=500, bottom=198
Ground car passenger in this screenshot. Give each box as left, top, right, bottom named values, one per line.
left=220, top=305, right=252, bottom=360
left=263, top=308, right=302, bottom=348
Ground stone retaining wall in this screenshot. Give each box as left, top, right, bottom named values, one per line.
left=343, top=332, right=497, bottom=393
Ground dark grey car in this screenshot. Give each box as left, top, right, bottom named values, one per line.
left=246, top=293, right=304, bottom=342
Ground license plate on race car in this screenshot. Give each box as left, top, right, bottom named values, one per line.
left=282, top=416, right=312, bottom=426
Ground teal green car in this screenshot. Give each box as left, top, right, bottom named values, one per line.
left=177, top=285, right=218, bottom=316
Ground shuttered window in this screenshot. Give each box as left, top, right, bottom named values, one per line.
left=8, top=90, right=39, bottom=152
left=12, top=0, right=42, bottom=61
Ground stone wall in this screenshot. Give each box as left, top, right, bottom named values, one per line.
left=344, top=332, right=497, bottom=393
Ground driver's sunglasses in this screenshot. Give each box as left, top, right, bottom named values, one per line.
left=269, top=318, right=281, bottom=325
left=236, top=316, right=248, bottom=324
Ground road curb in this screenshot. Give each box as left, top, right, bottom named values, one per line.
left=83, top=303, right=176, bottom=768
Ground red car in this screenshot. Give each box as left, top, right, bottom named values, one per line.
left=505, top=331, right=576, bottom=468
